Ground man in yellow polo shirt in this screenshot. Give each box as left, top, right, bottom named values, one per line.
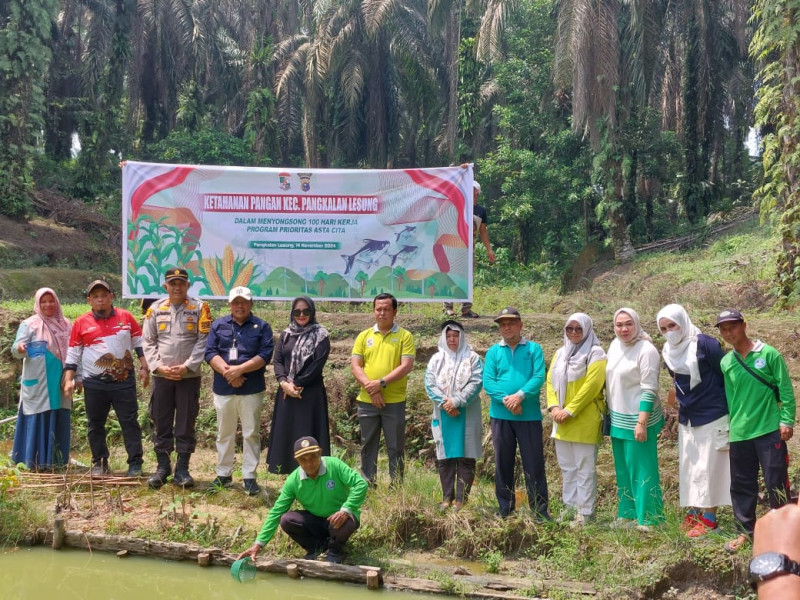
left=350, top=293, right=415, bottom=485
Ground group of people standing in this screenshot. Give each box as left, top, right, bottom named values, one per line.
left=10, top=271, right=332, bottom=500
left=10, top=272, right=796, bottom=560
left=426, top=302, right=795, bottom=554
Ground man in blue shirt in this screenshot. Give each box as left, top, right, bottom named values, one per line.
left=205, top=286, right=273, bottom=495
left=483, top=307, right=549, bottom=519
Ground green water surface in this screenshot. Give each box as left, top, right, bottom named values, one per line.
left=0, top=547, right=424, bottom=600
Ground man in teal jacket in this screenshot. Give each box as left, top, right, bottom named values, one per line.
left=483, top=307, right=549, bottom=519
left=237, top=436, right=368, bottom=564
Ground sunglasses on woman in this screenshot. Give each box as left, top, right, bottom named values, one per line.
left=565, top=326, right=583, bottom=334
left=292, top=308, right=312, bottom=317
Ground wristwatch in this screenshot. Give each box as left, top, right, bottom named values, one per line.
left=379, top=379, right=387, bottom=389
left=748, top=552, right=800, bottom=588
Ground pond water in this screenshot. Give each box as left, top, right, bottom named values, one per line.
left=0, top=547, right=429, bottom=600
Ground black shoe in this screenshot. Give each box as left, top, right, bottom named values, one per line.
left=147, top=453, right=171, bottom=489
left=326, top=552, right=343, bottom=564
left=126, top=462, right=143, bottom=477
left=211, top=475, right=233, bottom=489
left=91, top=460, right=110, bottom=477
left=303, top=550, right=320, bottom=560
left=461, top=310, right=480, bottom=319
left=243, top=479, right=261, bottom=496
left=172, top=453, right=194, bottom=487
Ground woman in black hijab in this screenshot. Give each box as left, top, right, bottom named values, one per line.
left=267, top=297, right=332, bottom=474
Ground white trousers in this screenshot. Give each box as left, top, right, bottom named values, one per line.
left=213, top=392, right=264, bottom=480
left=555, top=439, right=598, bottom=516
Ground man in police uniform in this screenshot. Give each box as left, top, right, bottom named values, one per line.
left=142, top=268, right=211, bottom=488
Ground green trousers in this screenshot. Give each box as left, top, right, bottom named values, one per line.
left=612, top=434, right=664, bottom=526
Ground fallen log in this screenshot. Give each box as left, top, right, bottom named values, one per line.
left=32, top=527, right=596, bottom=598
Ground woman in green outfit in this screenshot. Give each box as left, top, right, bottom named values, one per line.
left=605, top=307, right=664, bottom=531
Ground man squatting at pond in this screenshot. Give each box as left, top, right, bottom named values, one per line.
left=62, top=280, right=149, bottom=476
left=350, top=293, right=415, bottom=486
left=142, top=268, right=211, bottom=489
left=238, top=436, right=368, bottom=564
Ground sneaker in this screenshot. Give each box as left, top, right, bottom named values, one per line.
left=570, top=513, right=593, bottom=528
left=211, top=475, right=233, bottom=489
left=557, top=508, right=576, bottom=523
left=326, top=551, right=343, bottom=564
left=687, top=515, right=718, bottom=538
left=461, top=310, right=480, bottom=319
left=91, top=461, right=110, bottom=477
left=243, top=479, right=261, bottom=496
left=444, top=309, right=456, bottom=317
left=303, top=549, right=321, bottom=560
left=610, top=518, right=636, bottom=529
left=126, top=463, right=143, bottom=477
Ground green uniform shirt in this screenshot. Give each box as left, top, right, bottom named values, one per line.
left=720, top=341, right=796, bottom=442
left=351, top=324, right=415, bottom=404
left=255, top=457, right=368, bottom=546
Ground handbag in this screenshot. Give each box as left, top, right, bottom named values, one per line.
left=733, top=353, right=780, bottom=402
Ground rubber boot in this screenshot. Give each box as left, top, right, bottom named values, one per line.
left=147, top=452, right=171, bottom=489
left=172, top=453, right=194, bottom=487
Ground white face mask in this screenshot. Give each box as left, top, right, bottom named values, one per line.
left=664, top=330, right=683, bottom=346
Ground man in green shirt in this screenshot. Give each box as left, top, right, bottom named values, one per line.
left=716, top=308, right=795, bottom=553
left=237, top=436, right=368, bottom=564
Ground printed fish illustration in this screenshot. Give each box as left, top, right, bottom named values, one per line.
left=395, top=225, right=416, bottom=242
left=389, top=245, right=419, bottom=266
left=341, top=239, right=390, bottom=274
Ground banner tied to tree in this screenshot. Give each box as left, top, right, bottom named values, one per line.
left=122, top=162, right=474, bottom=301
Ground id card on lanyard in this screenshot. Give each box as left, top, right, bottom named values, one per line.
left=229, top=324, right=239, bottom=361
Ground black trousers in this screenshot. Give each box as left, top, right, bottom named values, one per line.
left=149, top=377, right=200, bottom=454
left=730, top=430, right=790, bottom=536
left=279, top=510, right=359, bottom=555
left=84, top=384, right=143, bottom=466
left=490, top=418, right=549, bottom=517
left=437, top=458, right=476, bottom=502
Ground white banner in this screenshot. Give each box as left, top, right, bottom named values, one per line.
left=122, top=162, right=474, bottom=301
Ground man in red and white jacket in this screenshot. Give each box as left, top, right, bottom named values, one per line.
left=63, top=280, right=150, bottom=477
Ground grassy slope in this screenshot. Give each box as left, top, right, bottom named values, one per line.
left=0, top=220, right=796, bottom=599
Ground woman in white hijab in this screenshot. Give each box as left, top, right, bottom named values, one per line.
left=606, top=307, right=664, bottom=531
left=425, top=320, right=483, bottom=510
left=657, top=304, right=730, bottom=538
left=546, top=313, right=607, bottom=526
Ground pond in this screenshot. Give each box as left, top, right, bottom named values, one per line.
left=0, top=547, right=432, bottom=600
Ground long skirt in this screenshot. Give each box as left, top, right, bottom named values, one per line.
left=679, top=415, right=732, bottom=508
left=11, top=407, right=71, bottom=469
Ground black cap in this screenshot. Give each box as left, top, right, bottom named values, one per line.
left=715, top=308, right=744, bottom=327
left=86, top=280, right=112, bottom=296
left=293, top=436, right=321, bottom=458
left=164, top=267, right=189, bottom=282
left=494, top=307, right=521, bottom=323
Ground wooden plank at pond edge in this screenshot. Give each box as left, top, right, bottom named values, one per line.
left=34, top=528, right=595, bottom=597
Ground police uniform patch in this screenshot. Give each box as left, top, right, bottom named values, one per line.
left=198, top=303, right=212, bottom=334
left=159, top=323, right=166, bottom=331
left=187, top=324, right=195, bottom=331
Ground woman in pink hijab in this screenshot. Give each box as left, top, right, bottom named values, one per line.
left=11, top=288, right=73, bottom=469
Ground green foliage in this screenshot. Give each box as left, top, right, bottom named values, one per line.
left=0, top=0, right=58, bottom=218
left=751, top=0, right=800, bottom=302
left=141, top=128, right=266, bottom=167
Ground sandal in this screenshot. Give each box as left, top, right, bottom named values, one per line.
left=680, top=512, right=699, bottom=532
left=687, top=515, right=718, bottom=538
left=724, top=534, right=750, bottom=553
